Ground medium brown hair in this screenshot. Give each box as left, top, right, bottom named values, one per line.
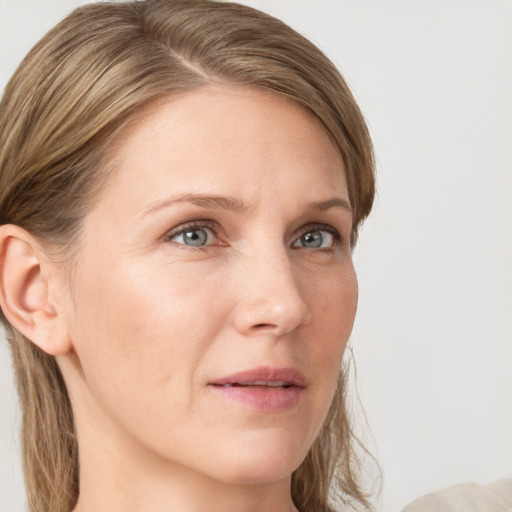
left=0, top=1, right=375, bottom=511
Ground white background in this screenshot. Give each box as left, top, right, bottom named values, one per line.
left=0, top=1, right=511, bottom=511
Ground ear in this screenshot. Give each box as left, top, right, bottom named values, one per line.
left=0, top=225, right=72, bottom=355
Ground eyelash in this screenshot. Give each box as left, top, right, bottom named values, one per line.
left=293, top=223, right=343, bottom=250
left=163, top=221, right=344, bottom=250
left=162, top=220, right=219, bottom=246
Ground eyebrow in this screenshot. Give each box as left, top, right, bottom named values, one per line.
left=308, top=198, right=353, bottom=214
left=143, top=193, right=352, bottom=216
left=144, top=193, right=248, bottom=216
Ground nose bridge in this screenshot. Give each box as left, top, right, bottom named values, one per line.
left=233, top=237, right=311, bottom=335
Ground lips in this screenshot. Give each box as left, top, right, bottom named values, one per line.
left=217, top=381, right=291, bottom=388
left=209, top=367, right=306, bottom=388
left=208, top=367, right=305, bottom=411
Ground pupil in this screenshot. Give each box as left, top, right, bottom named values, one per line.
left=184, top=229, right=207, bottom=246
left=303, top=230, right=322, bottom=248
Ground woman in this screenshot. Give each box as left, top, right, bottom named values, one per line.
left=0, top=1, right=375, bottom=511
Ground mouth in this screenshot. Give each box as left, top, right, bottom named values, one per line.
left=209, top=366, right=305, bottom=388
left=208, top=367, right=305, bottom=411
left=215, top=381, right=295, bottom=388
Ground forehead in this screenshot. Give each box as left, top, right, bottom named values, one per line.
left=97, top=85, right=347, bottom=215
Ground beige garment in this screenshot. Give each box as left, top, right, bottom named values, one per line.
left=402, top=480, right=512, bottom=512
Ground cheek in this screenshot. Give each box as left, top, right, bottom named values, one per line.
left=66, top=256, right=226, bottom=417
left=71, top=252, right=218, bottom=347
left=313, top=268, right=357, bottom=371
left=298, top=264, right=358, bottom=419
left=64, top=261, right=231, bottom=465
left=306, top=264, right=358, bottom=351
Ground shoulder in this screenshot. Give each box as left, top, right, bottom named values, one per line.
left=401, top=480, right=512, bottom=512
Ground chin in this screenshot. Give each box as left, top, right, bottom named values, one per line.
left=203, top=430, right=309, bottom=486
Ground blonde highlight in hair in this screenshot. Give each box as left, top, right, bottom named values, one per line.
left=0, top=1, right=375, bottom=511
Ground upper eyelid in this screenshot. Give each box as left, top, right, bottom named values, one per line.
left=294, top=222, right=342, bottom=238
left=163, top=220, right=219, bottom=240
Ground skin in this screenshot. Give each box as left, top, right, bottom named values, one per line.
left=2, top=86, right=358, bottom=512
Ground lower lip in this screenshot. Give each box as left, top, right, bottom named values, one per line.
left=209, top=385, right=304, bottom=412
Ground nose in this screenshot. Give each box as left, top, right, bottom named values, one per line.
left=232, top=247, right=311, bottom=337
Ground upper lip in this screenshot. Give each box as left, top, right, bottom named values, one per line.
left=209, top=366, right=306, bottom=388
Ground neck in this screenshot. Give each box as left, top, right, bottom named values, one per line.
left=74, top=469, right=298, bottom=512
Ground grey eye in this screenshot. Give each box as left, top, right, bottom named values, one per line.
left=292, top=229, right=335, bottom=249
left=172, top=227, right=212, bottom=247
left=302, top=230, right=322, bottom=248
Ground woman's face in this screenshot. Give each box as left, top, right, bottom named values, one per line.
left=61, top=86, right=358, bottom=487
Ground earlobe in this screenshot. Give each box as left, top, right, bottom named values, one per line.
left=0, top=225, right=72, bottom=355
